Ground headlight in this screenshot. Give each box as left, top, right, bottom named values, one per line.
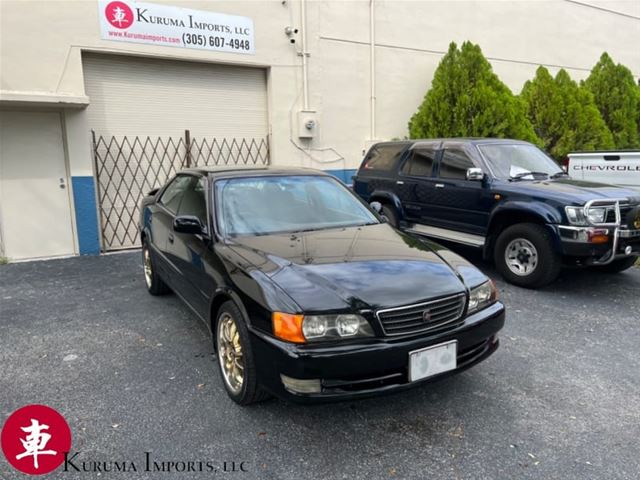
left=272, top=312, right=374, bottom=343
left=565, top=206, right=606, bottom=225
left=468, top=280, right=498, bottom=314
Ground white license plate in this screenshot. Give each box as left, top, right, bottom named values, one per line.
left=409, top=340, right=457, bottom=382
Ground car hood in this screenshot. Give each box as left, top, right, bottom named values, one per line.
left=226, top=224, right=485, bottom=312
left=498, top=178, right=640, bottom=205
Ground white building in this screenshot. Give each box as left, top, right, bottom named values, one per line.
left=1, top=0, right=638, bottom=259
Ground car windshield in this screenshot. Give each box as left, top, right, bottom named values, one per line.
left=477, top=144, right=562, bottom=180
left=215, top=175, right=379, bottom=237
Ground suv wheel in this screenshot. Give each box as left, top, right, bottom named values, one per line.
left=592, top=256, right=637, bottom=273
left=494, top=223, right=561, bottom=288
left=215, top=301, right=270, bottom=405
left=381, top=204, right=399, bottom=228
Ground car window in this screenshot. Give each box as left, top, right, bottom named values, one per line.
left=362, top=144, right=404, bottom=171
left=159, top=175, right=192, bottom=214
left=439, top=148, right=475, bottom=180
left=215, top=175, right=378, bottom=236
left=401, top=148, right=437, bottom=177
left=177, top=177, right=207, bottom=226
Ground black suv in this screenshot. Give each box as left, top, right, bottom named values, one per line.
left=353, top=139, right=640, bottom=288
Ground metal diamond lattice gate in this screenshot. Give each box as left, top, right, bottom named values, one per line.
left=92, top=130, right=269, bottom=251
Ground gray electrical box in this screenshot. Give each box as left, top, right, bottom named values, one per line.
left=297, top=110, right=318, bottom=139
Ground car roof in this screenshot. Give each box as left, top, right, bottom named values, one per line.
left=179, top=166, right=332, bottom=178
left=373, top=138, right=533, bottom=149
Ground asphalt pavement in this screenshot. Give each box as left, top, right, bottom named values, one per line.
left=1, top=250, right=639, bottom=479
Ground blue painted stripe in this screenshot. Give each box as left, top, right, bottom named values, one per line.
left=325, top=169, right=357, bottom=184
left=71, top=176, right=100, bottom=255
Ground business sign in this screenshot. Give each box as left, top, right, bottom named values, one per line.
left=98, top=1, right=255, bottom=54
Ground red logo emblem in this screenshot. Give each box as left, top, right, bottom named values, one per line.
left=1, top=405, right=72, bottom=475
left=105, top=1, right=134, bottom=29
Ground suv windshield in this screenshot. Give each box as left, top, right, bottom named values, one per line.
left=215, top=175, right=379, bottom=236
left=477, top=144, right=562, bottom=180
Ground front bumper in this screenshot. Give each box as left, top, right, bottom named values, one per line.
left=249, top=302, right=505, bottom=403
left=558, top=225, right=640, bottom=262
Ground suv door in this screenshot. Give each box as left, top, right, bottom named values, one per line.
left=396, top=144, right=440, bottom=223
left=430, top=144, right=491, bottom=234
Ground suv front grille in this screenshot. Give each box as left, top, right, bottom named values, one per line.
left=376, top=293, right=466, bottom=337
left=605, top=203, right=633, bottom=224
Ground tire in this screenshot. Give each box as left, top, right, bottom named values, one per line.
left=494, top=223, right=561, bottom=288
left=381, top=204, right=399, bottom=228
left=214, top=301, right=269, bottom=405
left=592, top=256, right=637, bottom=274
left=142, top=241, right=170, bottom=295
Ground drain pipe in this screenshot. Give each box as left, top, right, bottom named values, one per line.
left=369, top=0, right=376, bottom=140
left=300, top=0, right=310, bottom=110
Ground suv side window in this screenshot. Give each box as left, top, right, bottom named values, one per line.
left=363, top=144, right=404, bottom=171
left=159, top=175, right=192, bottom=214
left=177, top=177, right=207, bottom=226
left=440, top=148, right=475, bottom=180
left=401, top=148, right=437, bottom=177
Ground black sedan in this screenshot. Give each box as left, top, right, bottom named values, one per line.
left=139, top=167, right=505, bottom=405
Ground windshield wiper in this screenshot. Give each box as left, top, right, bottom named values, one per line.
left=509, top=171, right=550, bottom=181
left=550, top=171, right=569, bottom=179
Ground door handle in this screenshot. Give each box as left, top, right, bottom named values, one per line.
left=168, top=234, right=174, bottom=244
left=435, top=183, right=445, bottom=188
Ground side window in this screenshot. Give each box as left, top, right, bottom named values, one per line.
left=178, top=177, right=207, bottom=226
left=363, top=144, right=404, bottom=171
left=401, top=148, right=437, bottom=177
left=159, top=175, right=192, bottom=214
left=439, top=148, right=475, bottom=180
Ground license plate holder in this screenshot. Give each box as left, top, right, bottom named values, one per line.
left=409, top=340, right=457, bottom=382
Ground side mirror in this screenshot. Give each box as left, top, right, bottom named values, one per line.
left=370, top=201, right=383, bottom=214
left=173, top=215, right=204, bottom=235
left=466, top=167, right=485, bottom=181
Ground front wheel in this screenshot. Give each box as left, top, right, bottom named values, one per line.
left=592, top=256, right=637, bottom=273
left=494, top=223, right=561, bottom=288
left=381, top=204, right=399, bottom=228
left=215, top=301, right=269, bottom=405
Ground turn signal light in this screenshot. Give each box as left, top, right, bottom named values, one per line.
left=272, top=312, right=306, bottom=343
left=587, top=229, right=609, bottom=244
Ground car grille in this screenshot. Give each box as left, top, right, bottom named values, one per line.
left=605, top=203, right=635, bottom=224
left=376, top=293, right=466, bottom=337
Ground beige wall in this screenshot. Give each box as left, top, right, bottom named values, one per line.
left=1, top=0, right=639, bottom=173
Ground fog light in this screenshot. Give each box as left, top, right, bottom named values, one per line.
left=280, top=375, right=321, bottom=394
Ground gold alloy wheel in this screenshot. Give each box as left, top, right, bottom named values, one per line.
left=143, top=247, right=153, bottom=288
left=217, top=313, right=245, bottom=394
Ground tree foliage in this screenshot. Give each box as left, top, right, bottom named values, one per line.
left=408, top=42, right=539, bottom=143
left=583, top=53, right=640, bottom=149
left=521, top=66, right=614, bottom=159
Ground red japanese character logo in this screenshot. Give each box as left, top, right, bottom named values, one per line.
left=1, top=405, right=72, bottom=475
left=105, top=1, right=134, bottom=29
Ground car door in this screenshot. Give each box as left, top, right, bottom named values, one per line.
left=429, top=144, right=491, bottom=234
left=396, top=143, right=441, bottom=224
left=152, top=175, right=192, bottom=281
left=169, top=176, right=214, bottom=317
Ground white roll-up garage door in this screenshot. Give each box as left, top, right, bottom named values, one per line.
left=83, top=54, right=269, bottom=251
left=83, top=53, right=268, bottom=138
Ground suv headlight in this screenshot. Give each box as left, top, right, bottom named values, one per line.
left=565, top=206, right=606, bottom=225
left=273, top=312, right=374, bottom=343
left=468, top=280, right=498, bottom=314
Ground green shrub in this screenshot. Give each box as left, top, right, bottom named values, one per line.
left=583, top=53, right=640, bottom=149
left=408, top=42, right=539, bottom=143
left=521, top=66, right=614, bottom=160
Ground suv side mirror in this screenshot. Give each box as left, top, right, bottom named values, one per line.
left=173, top=215, right=204, bottom=235
left=466, top=167, right=485, bottom=181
